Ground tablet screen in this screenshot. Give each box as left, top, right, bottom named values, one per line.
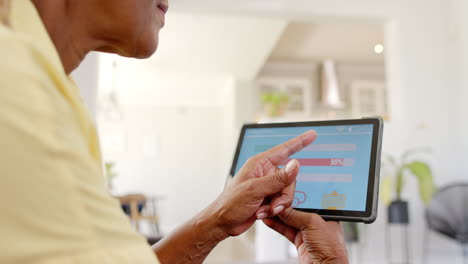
left=233, top=124, right=374, bottom=212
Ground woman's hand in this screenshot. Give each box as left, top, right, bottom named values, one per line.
left=153, top=130, right=317, bottom=264
left=263, top=209, right=349, bottom=264
left=206, top=130, right=317, bottom=237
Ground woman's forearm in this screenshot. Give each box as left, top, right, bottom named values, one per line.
left=152, top=208, right=229, bottom=264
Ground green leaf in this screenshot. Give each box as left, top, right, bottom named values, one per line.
left=403, top=161, right=436, bottom=204
left=261, top=94, right=273, bottom=103
left=381, top=176, right=393, bottom=206
left=395, top=168, right=404, bottom=200
left=261, top=93, right=289, bottom=104
left=105, top=162, right=117, bottom=180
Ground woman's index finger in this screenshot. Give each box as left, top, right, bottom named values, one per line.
left=260, top=130, right=317, bottom=166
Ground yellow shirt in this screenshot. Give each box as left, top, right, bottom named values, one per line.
left=0, top=1, right=159, bottom=263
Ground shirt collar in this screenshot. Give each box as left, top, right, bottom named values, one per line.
left=10, top=0, right=65, bottom=73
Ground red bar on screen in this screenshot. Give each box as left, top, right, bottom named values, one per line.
left=285, top=158, right=349, bottom=167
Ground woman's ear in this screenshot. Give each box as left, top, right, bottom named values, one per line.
left=0, top=0, right=11, bottom=26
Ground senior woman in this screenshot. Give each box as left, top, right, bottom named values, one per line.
left=0, top=0, right=348, bottom=263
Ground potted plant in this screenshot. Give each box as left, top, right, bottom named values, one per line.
left=261, top=92, right=289, bottom=117
left=381, top=148, right=437, bottom=223
left=105, top=162, right=118, bottom=191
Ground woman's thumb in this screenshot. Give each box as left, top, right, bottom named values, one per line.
left=279, top=208, right=325, bottom=230
left=256, top=159, right=299, bottom=197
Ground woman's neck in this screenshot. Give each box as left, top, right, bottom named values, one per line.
left=31, top=0, right=104, bottom=74
left=0, top=0, right=11, bottom=26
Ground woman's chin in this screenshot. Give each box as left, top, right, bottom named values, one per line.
left=135, top=38, right=159, bottom=59
left=94, top=35, right=159, bottom=59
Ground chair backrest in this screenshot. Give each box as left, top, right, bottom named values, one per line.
left=425, top=183, right=468, bottom=244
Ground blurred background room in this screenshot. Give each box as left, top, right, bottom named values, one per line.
left=72, top=0, right=468, bottom=263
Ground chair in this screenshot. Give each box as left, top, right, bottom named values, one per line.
left=423, top=183, right=468, bottom=264
left=117, top=194, right=161, bottom=236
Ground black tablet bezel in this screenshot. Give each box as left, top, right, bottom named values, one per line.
left=229, top=117, right=383, bottom=223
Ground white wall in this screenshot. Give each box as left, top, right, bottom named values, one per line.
left=97, top=56, right=236, bottom=231
left=101, top=104, right=228, bottom=227
left=148, top=12, right=287, bottom=79
left=71, top=52, right=99, bottom=118
left=451, top=0, right=468, bottom=176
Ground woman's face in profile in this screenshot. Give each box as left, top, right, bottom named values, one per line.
left=94, top=0, right=169, bottom=59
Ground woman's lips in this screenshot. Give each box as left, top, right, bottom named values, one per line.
left=157, top=3, right=168, bottom=14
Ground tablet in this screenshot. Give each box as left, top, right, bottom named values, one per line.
left=230, top=117, right=383, bottom=223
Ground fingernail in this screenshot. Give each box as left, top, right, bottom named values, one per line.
left=273, top=205, right=285, bottom=215
left=257, top=213, right=268, bottom=219
left=285, top=159, right=298, bottom=174
left=304, top=130, right=317, bottom=137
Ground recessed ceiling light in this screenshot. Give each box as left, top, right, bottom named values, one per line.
left=374, top=44, right=384, bottom=54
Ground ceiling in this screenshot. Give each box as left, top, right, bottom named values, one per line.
left=118, top=12, right=287, bottom=80
left=269, top=21, right=385, bottom=63
left=110, top=3, right=386, bottom=80
left=169, top=0, right=398, bottom=20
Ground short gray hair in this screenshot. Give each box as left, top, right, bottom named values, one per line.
left=0, top=0, right=10, bottom=26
